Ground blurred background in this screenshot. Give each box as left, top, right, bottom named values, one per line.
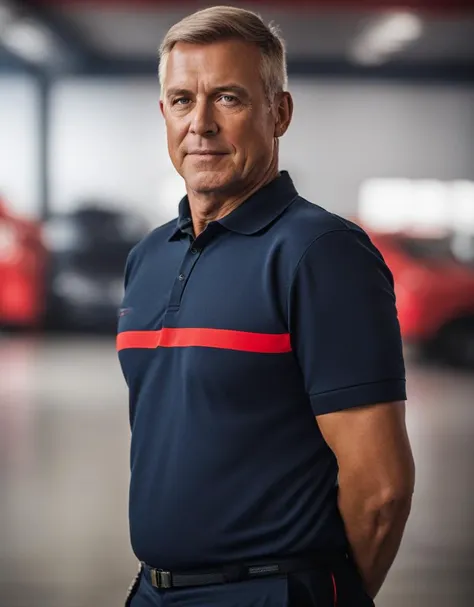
left=1, top=0, right=474, bottom=606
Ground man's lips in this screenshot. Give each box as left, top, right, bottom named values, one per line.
left=187, top=150, right=228, bottom=155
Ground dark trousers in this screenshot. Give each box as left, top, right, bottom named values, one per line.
left=125, top=558, right=375, bottom=607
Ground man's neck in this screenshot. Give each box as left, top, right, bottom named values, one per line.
left=187, top=164, right=279, bottom=238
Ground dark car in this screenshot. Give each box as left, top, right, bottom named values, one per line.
left=43, top=205, right=150, bottom=331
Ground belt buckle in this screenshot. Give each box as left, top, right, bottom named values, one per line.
left=150, top=569, right=172, bottom=589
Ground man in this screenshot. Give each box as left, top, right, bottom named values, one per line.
left=117, top=6, right=415, bottom=606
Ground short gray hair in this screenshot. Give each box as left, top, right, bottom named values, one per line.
left=158, top=6, right=288, bottom=102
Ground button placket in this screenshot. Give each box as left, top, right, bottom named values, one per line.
left=166, top=245, right=202, bottom=309
left=165, top=224, right=220, bottom=313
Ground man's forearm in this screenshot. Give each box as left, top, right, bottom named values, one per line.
left=338, top=488, right=413, bottom=599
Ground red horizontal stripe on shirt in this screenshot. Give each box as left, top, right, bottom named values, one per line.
left=116, top=328, right=292, bottom=354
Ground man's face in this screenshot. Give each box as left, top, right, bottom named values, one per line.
left=160, top=39, right=291, bottom=196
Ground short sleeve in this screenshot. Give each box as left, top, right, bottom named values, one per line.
left=289, top=228, right=406, bottom=416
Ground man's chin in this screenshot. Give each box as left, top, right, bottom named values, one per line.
left=186, top=172, right=235, bottom=195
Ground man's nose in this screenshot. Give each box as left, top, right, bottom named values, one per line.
left=189, top=100, right=218, bottom=136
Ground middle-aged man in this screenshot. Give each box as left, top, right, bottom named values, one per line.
left=117, top=6, right=415, bottom=606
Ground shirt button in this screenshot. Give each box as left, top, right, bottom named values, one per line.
left=178, top=273, right=186, bottom=281
left=190, top=247, right=200, bottom=255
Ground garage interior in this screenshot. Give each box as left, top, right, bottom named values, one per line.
left=1, top=1, right=474, bottom=606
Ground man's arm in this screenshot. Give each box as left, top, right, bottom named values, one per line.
left=317, top=400, right=415, bottom=599
left=287, top=227, right=413, bottom=596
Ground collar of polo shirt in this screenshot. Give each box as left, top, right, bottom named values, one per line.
left=168, top=171, right=298, bottom=240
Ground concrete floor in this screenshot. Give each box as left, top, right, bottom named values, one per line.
left=1, top=335, right=474, bottom=607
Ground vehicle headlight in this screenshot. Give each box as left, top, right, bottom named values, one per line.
left=42, top=222, right=81, bottom=252
left=0, top=221, right=20, bottom=262
left=53, top=272, right=97, bottom=297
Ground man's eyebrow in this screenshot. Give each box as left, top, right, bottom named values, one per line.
left=213, top=84, right=249, bottom=97
left=166, top=87, right=192, bottom=100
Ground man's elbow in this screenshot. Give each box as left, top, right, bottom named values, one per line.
left=368, top=466, right=415, bottom=520
left=373, top=484, right=413, bottom=519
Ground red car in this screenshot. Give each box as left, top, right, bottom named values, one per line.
left=0, top=198, right=47, bottom=329
left=367, top=228, right=474, bottom=366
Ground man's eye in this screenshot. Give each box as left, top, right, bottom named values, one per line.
left=173, top=97, right=190, bottom=106
left=219, top=95, right=238, bottom=105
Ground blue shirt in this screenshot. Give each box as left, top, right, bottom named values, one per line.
left=117, top=171, right=406, bottom=570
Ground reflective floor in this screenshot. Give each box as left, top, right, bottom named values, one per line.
left=1, top=334, right=474, bottom=607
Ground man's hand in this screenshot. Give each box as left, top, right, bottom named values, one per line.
left=317, top=401, right=415, bottom=599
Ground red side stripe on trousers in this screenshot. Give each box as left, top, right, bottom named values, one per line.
left=331, top=572, right=338, bottom=606
left=116, top=328, right=292, bottom=354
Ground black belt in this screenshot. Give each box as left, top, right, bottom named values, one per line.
left=143, top=553, right=346, bottom=589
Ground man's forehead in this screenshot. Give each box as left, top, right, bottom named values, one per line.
left=166, top=40, right=261, bottom=80
left=170, top=39, right=260, bottom=57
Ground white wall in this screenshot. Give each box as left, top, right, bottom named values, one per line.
left=281, top=81, right=474, bottom=216
left=3, top=75, right=474, bottom=223
left=49, top=78, right=180, bottom=225
left=50, top=77, right=474, bottom=223
left=0, top=77, right=39, bottom=218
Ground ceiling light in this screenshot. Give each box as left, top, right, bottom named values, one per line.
left=350, top=12, right=424, bottom=66
left=2, top=18, right=58, bottom=64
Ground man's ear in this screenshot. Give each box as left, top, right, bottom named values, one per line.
left=274, top=92, right=293, bottom=138
left=159, top=100, right=165, bottom=117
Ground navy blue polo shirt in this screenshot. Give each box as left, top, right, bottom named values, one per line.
left=117, top=171, right=406, bottom=570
